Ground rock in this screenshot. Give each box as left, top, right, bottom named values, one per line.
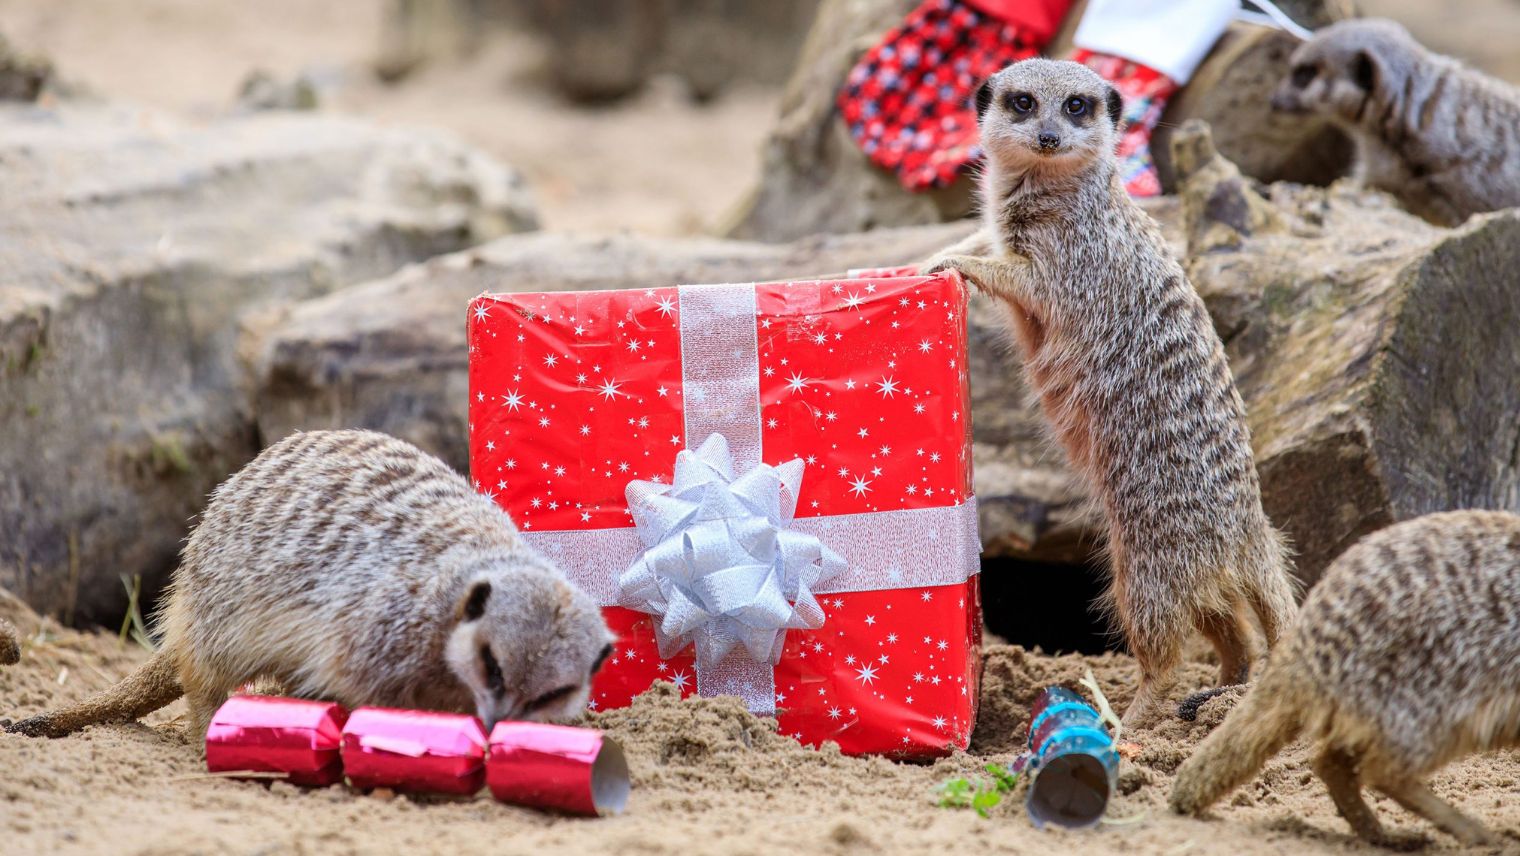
left=1173, top=121, right=1520, bottom=583
left=0, top=103, right=538, bottom=623
left=723, top=0, right=1354, bottom=242
left=254, top=224, right=972, bottom=476
left=235, top=70, right=321, bottom=112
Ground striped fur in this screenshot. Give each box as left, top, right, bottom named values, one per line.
left=1172, top=511, right=1520, bottom=847
left=926, top=59, right=1297, bottom=725
left=8, top=430, right=611, bottom=740
left=1272, top=18, right=1520, bottom=227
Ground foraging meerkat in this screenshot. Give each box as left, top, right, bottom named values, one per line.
left=0, top=617, right=18, bottom=666
left=924, top=59, right=1297, bottom=725
left=7, top=430, right=613, bottom=740
left=1272, top=18, right=1520, bottom=227
left=1171, top=510, right=1520, bottom=847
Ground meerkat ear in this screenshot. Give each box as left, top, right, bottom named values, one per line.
left=1106, top=86, right=1124, bottom=129
left=1352, top=50, right=1377, bottom=92
left=459, top=580, right=491, bottom=622
left=975, top=78, right=994, bottom=121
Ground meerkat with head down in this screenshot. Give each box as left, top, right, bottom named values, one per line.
left=1272, top=17, right=1520, bottom=227
left=1172, top=510, right=1520, bottom=848
left=7, top=430, right=613, bottom=740
left=924, top=59, right=1298, bottom=726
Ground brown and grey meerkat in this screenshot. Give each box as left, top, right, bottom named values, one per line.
left=923, top=59, right=1297, bottom=726
left=7, top=429, right=613, bottom=741
left=1172, top=510, right=1520, bottom=848
left=1272, top=17, right=1520, bottom=227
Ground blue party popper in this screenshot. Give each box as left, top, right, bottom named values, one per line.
left=1024, top=686, right=1120, bottom=829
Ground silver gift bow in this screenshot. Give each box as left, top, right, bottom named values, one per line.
left=617, top=433, right=846, bottom=672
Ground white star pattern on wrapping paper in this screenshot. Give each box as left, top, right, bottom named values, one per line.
left=596, top=379, right=626, bottom=400
left=543, top=354, right=559, bottom=367
left=670, top=671, right=691, bottom=691
left=473, top=304, right=491, bottom=322
left=471, top=277, right=979, bottom=752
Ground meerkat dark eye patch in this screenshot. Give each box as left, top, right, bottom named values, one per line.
left=592, top=643, right=613, bottom=675
left=460, top=580, right=491, bottom=621
left=1291, top=64, right=1316, bottom=88
left=975, top=79, right=994, bottom=120
left=1005, top=92, right=1036, bottom=115
left=480, top=644, right=505, bottom=696
left=1352, top=51, right=1376, bottom=91
left=529, top=685, right=578, bottom=710
left=1104, top=86, right=1123, bottom=130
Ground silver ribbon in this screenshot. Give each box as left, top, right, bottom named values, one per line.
left=522, top=281, right=981, bottom=715
left=618, top=433, right=846, bottom=670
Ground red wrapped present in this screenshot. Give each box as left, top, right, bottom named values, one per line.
left=340, top=707, right=488, bottom=795
left=487, top=722, right=630, bottom=816
left=468, top=270, right=982, bottom=758
left=204, top=695, right=347, bottom=786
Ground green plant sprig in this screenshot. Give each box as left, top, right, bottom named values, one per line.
left=936, top=762, right=1021, bottom=818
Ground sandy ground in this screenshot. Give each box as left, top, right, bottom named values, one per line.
left=5, top=591, right=1520, bottom=856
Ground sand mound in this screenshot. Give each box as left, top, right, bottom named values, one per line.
left=3, top=592, right=1518, bottom=854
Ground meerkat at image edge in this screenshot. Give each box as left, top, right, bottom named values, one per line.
left=924, top=59, right=1298, bottom=725
left=1272, top=17, right=1520, bottom=227
left=7, top=430, right=614, bottom=741
left=1171, top=511, right=1520, bottom=847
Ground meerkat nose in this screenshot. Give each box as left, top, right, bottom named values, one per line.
left=1037, top=132, right=1061, bottom=151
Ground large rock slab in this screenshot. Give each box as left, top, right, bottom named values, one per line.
left=722, top=0, right=1354, bottom=243
left=1173, top=122, right=1520, bottom=584
left=0, top=103, right=537, bottom=622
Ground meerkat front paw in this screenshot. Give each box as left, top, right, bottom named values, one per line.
left=924, top=255, right=990, bottom=291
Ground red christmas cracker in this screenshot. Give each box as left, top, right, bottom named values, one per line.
left=340, top=707, right=488, bottom=795
left=468, top=271, right=982, bottom=758
left=487, top=722, right=629, bottom=816
left=204, top=695, right=347, bottom=786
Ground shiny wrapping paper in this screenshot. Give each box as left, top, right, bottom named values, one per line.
left=468, top=270, right=982, bottom=758
left=487, top=722, right=629, bottom=816
left=204, top=695, right=347, bottom=786
left=340, top=707, right=489, bottom=795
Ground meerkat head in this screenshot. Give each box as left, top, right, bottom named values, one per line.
left=975, top=58, right=1123, bottom=182
left=445, top=562, right=614, bottom=730
left=1272, top=19, right=1419, bottom=123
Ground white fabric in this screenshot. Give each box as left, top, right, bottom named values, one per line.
left=1072, top=0, right=1238, bottom=84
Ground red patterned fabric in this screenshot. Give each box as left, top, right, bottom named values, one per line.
left=837, top=0, right=1071, bottom=191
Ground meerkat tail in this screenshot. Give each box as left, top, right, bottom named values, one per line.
left=1243, top=527, right=1298, bottom=648
left=1169, top=655, right=1305, bottom=815
left=6, top=650, right=182, bottom=738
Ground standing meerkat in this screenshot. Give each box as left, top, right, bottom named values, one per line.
left=924, top=59, right=1297, bottom=725
left=1271, top=17, right=1520, bottom=227
left=7, top=430, right=613, bottom=740
left=1171, top=510, right=1520, bottom=848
